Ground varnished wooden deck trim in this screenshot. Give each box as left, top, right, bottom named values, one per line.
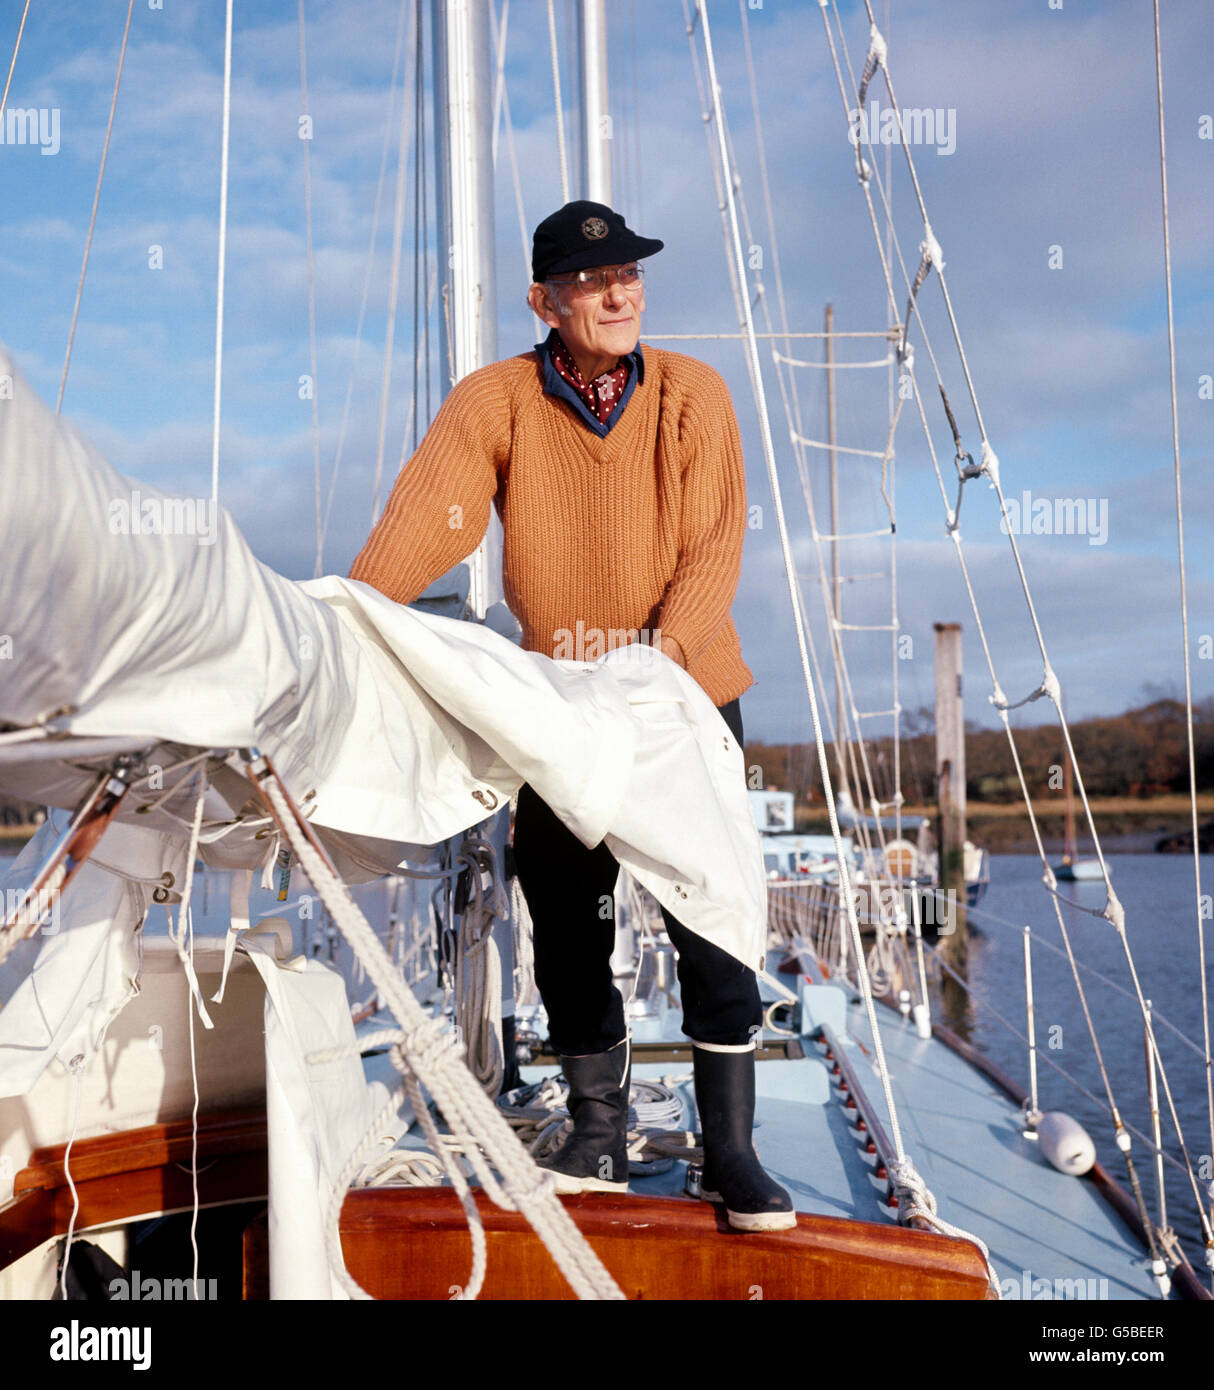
left=1, top=1109, right=268, bottom=1270
left=14, top=1107, right=266, bottom=1193
left=338, top=1187, right=995, bottom=1301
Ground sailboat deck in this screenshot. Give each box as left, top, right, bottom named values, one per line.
left=371, top=963, right=1161, bottom=1300
left=834, top=990, right=1158, bottom=1299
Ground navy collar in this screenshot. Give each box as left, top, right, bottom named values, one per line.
left=535, top=329, right=645, bottom=437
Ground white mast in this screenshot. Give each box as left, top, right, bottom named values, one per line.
left=433, top=0, right=497, bottom=620
left=432, top=0, right=516, bottom=1092
left=578, top=0, right=611, bottom=203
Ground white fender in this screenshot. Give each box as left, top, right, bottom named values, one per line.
left=1036, top=1111, right=1096, bottom=1176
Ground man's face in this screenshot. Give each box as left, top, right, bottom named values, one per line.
left=529, top=262, right=646, bottom=372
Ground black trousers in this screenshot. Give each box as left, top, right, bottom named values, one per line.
left=513, top=699, right=762, bottom=1056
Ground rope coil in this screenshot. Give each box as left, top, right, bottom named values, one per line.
left=250, top=755, right=624, bottom=1300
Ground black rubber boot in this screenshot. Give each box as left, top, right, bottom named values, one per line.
left=693, top=1044, right=796, bottom=1231
left=537, top=1040, right=630, bottom=1194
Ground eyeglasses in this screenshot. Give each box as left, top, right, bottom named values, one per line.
left=547, top=263, right=645, bottom=298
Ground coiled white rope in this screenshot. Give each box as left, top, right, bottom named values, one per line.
left=497, top=1074, right=687, bottom=1168
left=256, top=764, right=624, bottom=1299
left=357, top=1072, right=697, bottom=1194
left=313, top=1029, right=489, bottom=1300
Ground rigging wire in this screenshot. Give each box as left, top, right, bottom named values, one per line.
left=735, top=0, right=909, bottom=923
left=298, top=0, right=323, bottom=579
left=691, top=0, right=921, bottom=1185
left=0, top=0, right=31, bottom=128
left=629, top=0, right=642, bottom=227
left=918, top=936, right=1200, bottom=1189
left=488, top=0, right=535, bottom=300
left=686, top=1, right=905, bottom=962
left=370, top=0, right=418, bottom=527
left=1151, top=0, right=1214, bottom=1252
left=316, top=0, right=410, bottom=573
left=57, top=0, right=137, bottom=417
left=204, top=0, right=235, bottom=507
left=546, top=0, right=569, bottom=204
left=732, top=14, right=859, bottom=793
left=936, top=891, right=1213, bottom=1067
left=643, top=329, right=892, bottom=339
left=824, top=1, right=1214, bottom=1257
left=396, top=262, right=437, bottom=474
left=677, top=0, right=748, bottom=433
left=397, top=0, right=439, bottom=473
left=489, top=0, right=507, bottom=164
left=866, top=7, right=1207, bottom=1244
left=777, top=350, right=895, bottom=370
left=419, top=0, right=431, bottom=435
left=412, top=0, right=425, bottom=452
left=819, top=0, right=1138, bottom=1147
left=206, top=0, right=235, bottom=508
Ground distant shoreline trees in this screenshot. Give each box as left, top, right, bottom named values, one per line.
left=2, top=698, right=1210, bottom=831
left=745, top=697, right=1214, bottom=807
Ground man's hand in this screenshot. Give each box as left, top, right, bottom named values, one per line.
left=654, top=633, right=687, bottom=669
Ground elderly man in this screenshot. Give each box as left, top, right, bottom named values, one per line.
left=350, top=200, right=793, bottom=1232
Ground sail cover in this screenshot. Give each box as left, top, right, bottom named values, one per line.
left=0, top=346, right=766, bottom=971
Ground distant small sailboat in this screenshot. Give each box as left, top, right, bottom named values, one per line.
left=1056, top=749, right=1105, bottom=882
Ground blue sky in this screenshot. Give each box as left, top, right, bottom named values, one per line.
left=1, top=0, right=1211, bottom=748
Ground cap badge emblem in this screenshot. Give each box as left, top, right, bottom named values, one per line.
left=581, top=216, right=608, bottom=240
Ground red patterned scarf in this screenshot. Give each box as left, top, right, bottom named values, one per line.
left=549, top=335, right=630, bottom=425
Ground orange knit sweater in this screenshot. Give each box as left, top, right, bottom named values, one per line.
left=349, top=344, right=754, bottom=707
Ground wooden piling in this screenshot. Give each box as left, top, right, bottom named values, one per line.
left=933, top=623, right=968, bottom=957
